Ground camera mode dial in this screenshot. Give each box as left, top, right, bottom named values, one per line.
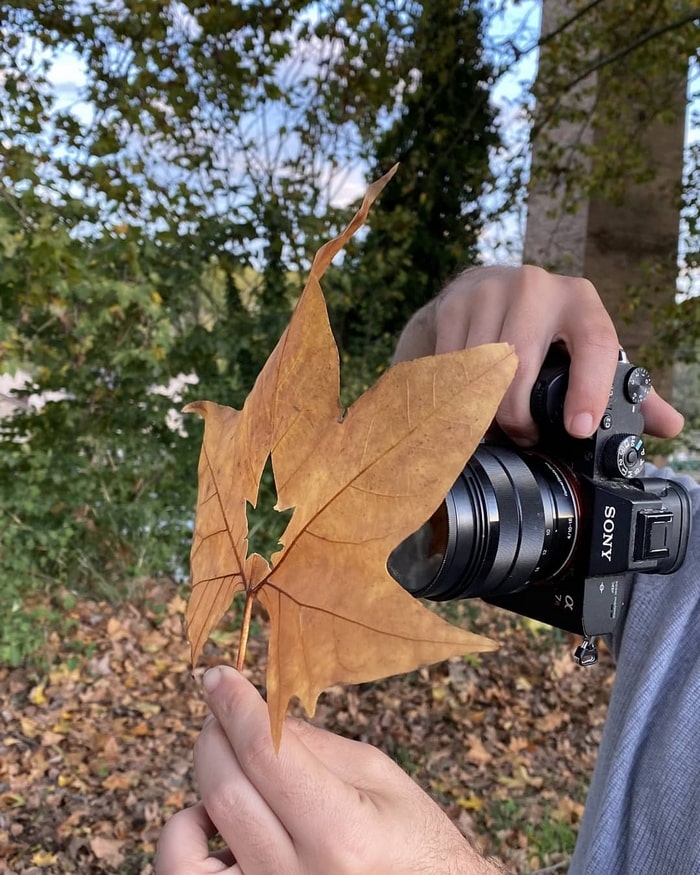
left=603, top=434, right=646, bottom=479
left=623, top=366, right=652, bottom=405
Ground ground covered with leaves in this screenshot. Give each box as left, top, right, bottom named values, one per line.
left=1, top=580, right=614, bottom=874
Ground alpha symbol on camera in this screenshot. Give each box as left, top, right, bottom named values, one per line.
left=555, top=593, right=575, bottom=611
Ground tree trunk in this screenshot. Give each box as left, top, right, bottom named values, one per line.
left=524, top=0, right=689, bottom=399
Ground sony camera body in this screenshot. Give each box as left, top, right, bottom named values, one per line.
left=388, top=347, right=691, bottom=664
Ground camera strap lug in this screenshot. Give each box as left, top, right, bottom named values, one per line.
left=574, top=637, right=599, bottom=667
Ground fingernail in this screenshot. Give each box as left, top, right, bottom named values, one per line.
left=202, top=667, right=222, bottom=693
left=569, top=412, right=594, bottom=437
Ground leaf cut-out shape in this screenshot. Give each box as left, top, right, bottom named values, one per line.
left=184, top=167, right=517, bottom=748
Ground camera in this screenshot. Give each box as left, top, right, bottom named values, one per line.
left=388, top=346, right=692, bottom=664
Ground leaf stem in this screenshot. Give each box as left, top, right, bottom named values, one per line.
left=236, top=592, right=255, bottom=671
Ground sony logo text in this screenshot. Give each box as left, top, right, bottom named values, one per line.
left=601, top=505, right=616, bottom=561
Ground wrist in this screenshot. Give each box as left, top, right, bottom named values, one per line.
left=438, top=825, right=512, bottom=875
left=483, top=856, right=514, bottom=874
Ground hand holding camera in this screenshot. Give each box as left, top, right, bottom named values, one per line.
left=389, top=346, right=691, bottom=664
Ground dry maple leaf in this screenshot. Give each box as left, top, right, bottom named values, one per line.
left=184, top=167, right=517, bottom=748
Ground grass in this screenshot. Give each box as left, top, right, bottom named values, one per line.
left=485, top=797, right=579, bottom=870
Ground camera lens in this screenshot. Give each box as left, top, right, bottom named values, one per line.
left=387, top=445, right=579, bottom=601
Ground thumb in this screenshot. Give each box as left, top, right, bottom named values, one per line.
left=200, top=665, right=364, bottom=840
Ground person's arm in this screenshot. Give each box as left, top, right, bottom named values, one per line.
left=393, top=265, right=683, bottom=445
left=156, top=666, right=510, bottom=875
left=157, top=265, right=684, bottom=875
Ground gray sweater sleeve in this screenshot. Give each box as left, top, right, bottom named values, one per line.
left=569, top=467, right=700, bottom=874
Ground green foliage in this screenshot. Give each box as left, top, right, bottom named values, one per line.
left=0, top=215, right=204, bottom=666
left=530, top=1, right=698, bottom=204
left=0, top=0, right=503, bottom=663
left=0, top=590, right=78, bottom=668
left=524, top=809, right=579, bottom=859
left=325, top=0, right=499, bottom=370
left=484, top=797, right=579, bottom=864
left=245, top=459, right=294, bottom=564
left=512, top=0, right=699, bottom=418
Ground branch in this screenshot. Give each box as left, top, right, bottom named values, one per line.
left=531, top=6, right=698, bottom=139
left=484, top=0, right=608, bottom=70
left=537, top=0, right=607, bottom=48
left=564, top=7, right=699, bottom=94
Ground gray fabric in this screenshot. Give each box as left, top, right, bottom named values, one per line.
left=569, top=466, right=700, bottom=874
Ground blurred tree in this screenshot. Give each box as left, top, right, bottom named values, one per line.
left=0, top=0, right=502, bottom=659
left=325, top=0, right=499, bottom=376
left=0, top=2, right=315, bottom=615
left=521, top=0, right=698, bottom=400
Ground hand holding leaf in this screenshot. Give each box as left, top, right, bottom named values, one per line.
left=185, top=168, right=517, bottom=747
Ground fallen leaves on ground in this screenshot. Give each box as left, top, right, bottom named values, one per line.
left=0, top=580, right=614, bottom=874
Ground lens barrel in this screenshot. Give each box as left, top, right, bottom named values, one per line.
left=388, top=445, right=579, bottom=601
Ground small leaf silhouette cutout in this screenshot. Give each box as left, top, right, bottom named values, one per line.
left=184, top=167, right=517, bottom=748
